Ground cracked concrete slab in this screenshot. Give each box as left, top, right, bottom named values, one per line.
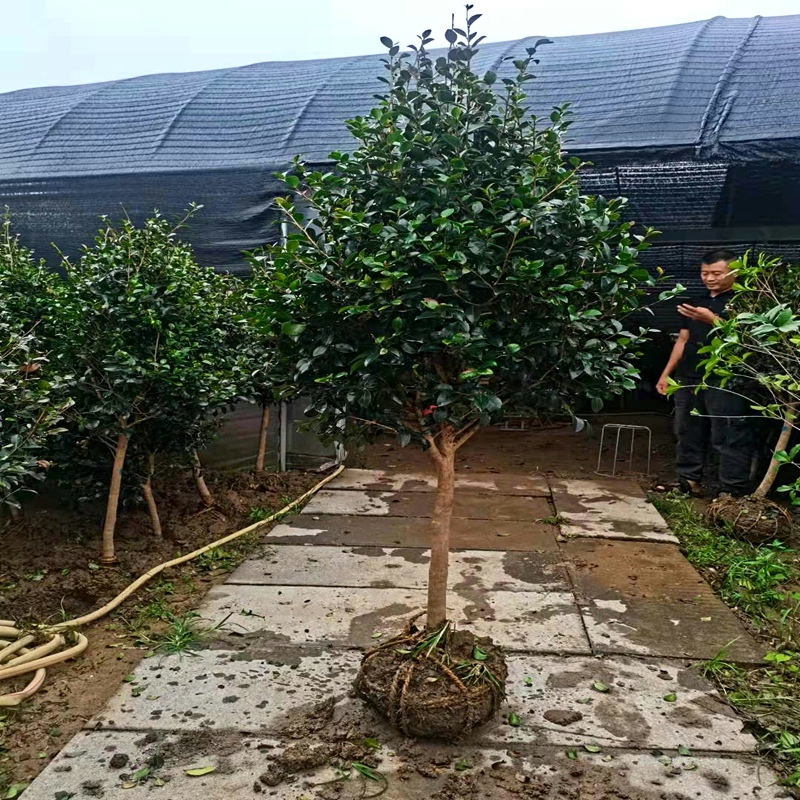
left=199, top=584, right=590, bottom=653
left=228, top=545, right=570, bottom=592
left=268, top=514, right=560, bottom=552
left=23, top=730, right=789, bottom=800
left=327, top=468, right=551, bottom=496
left=565, top=539, right=764, bottom=662
left=551, top=478, right=678, bottom=542
left=302, top=488, right=553, bottom=520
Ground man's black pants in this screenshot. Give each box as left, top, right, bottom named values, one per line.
left=673, top=384, right=755, bottom=495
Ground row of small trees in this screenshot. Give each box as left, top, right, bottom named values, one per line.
left=0, top=208, right=281, bottom=562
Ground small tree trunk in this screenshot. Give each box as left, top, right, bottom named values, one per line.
left=753, top=408, right=796, bottom=499
left=101, top=429, right=129, bottom=564
left=142, top=451, right=162, bottom=538
left=191, top=450, right=214, bottom=507
left=255, top=404, right=270, bottom=473
left=426, top=428, right=456, bottom=630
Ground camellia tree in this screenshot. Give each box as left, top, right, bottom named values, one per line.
left=255, top=11, right=661, bottom=736
left=0, top=215, right=69, bottom=513
left=54, top=209, right=247, bottom=560
left=700, top=252, right=800, bottom=541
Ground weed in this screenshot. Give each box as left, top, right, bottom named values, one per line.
left=135, top=611, right=233, bottom=656
left=195, top=546, right=237, bottom=572
left=536, top=514, right=566, bottom=525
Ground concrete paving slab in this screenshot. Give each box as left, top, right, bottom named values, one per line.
left=228, top=545, right=570, bottom=592
left=565, top=539, right=765, bottom=662
left=199, top=584, right=590, bottom=653
left=24, top=731, right=789, bottom=800
left=302, top=489, right=553, bottom=520
left=268, top=514, right=560, bottom=552
left=94, top=648, right=361, bottom=732
left=551, top=478, right=678, bottom=542
left=93, top=646, right=752, bottom=754
left=490, top=654, right=755, bottom=751
left=327, top=468, right=551, bottom=496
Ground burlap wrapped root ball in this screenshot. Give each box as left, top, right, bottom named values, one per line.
left=355, top=622, right=507, bottom=741
left=706, top=495, right=793, bottom=544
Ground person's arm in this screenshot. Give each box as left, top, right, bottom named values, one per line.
left=656, top=328, right=689, bottom=395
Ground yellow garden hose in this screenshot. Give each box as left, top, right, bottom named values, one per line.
left=0, top=464, right=344, bottom=707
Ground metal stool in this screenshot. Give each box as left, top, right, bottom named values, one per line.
left=596, top=424, right=652, bottom=477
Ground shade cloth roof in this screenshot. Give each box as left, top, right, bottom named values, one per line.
left=1, top=14, right=799, bottom=179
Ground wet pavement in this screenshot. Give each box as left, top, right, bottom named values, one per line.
left=22, top=467, right=787, bottom=799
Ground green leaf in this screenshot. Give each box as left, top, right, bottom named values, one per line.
left=473, top=646, right=488, bottom=661
left=523, top=676, right=533, bottom=687
left=592, top=682, right=610, bottom=693
left=508, top=712, right=521, bottom=727
left=185, top=766, right=216, bottom=777
left=566, top=749, right=578, bottom=760
left=281, top=322, right=307, bottom=337
left=454, top=758, right=472, bottom=771
left=484, top=70, right=497, bottom=84
left=4, top=784, right=29, bottom=799
left=363, top=738, right=381, bottom=750
left=380, top=36, right=394, bottom=48
left=584, top=744, right=602, bottom=753
left=677, top=745, right=691, bottom=756
left=663, top=693, right=677, bottom=703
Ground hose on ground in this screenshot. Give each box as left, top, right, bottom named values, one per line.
left=0, top=464, right=345, bottom=707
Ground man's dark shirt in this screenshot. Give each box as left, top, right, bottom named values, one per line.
left=676, top=289, right=732, bottom=380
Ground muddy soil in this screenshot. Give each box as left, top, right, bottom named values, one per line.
left=2, top=469, right=316, bottom=623
left=351, top=413, right=676, bottom=484
left=0, top=468, right=321, bottom=789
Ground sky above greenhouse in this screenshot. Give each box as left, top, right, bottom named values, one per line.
left=1, top=0, right=797, bottom=94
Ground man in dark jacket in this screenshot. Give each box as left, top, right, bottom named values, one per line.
left=656, top=249, right=754, bottom=497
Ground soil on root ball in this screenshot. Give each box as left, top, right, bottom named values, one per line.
left=706, top=494, right=793, bottom=544
left=355, top=623, right=507, bottom=741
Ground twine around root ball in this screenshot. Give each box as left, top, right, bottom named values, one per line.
left=707, top=495, right=793, bottom=544
left=354, top=614, right=507, bottom=741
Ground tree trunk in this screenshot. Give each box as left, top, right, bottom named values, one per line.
left=142, top=451, right=162, bottom=538
left=255, top=404, right=270, bottom=473
left=191, top=450, right=214, bottom=507
left=426, top=428, right=456, bottom=630
left=753, top=408, right=796, bottom=499
left=101, top=429, right=129, bottom=564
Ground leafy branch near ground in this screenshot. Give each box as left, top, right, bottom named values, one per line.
left=654, top=493, right=800, bottom=787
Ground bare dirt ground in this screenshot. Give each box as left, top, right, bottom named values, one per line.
left=351, top=413, right=676, bottom=484
left=1, top=469, right=321, bottom=789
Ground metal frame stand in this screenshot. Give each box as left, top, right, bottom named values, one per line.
left=596, top=423, right=652, bottom=477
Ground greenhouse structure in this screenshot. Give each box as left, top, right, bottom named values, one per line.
left=1, top=13, right=799, bottom=465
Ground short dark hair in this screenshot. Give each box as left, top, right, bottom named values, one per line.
left=701, top=248, right=737, bottom=266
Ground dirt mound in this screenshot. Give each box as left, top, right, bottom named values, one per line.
left=355, top=622, right=506, bottom=741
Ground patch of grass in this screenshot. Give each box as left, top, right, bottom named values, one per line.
left=652, top=493, right=799, bottom=641
left=135, top=611, right=233, bottom=656
left=654, top=492, right=800, bottom=788
left=535, top=514, right=566, bottom=525
left=194, top=546, right=237, bottom=572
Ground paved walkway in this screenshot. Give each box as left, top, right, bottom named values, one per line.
left=24, top=469, right=789, bottom=799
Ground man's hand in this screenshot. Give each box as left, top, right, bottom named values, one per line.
left=677, top=304, right=717, bottom=324
left=656, top=375, right=669, bottom=395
